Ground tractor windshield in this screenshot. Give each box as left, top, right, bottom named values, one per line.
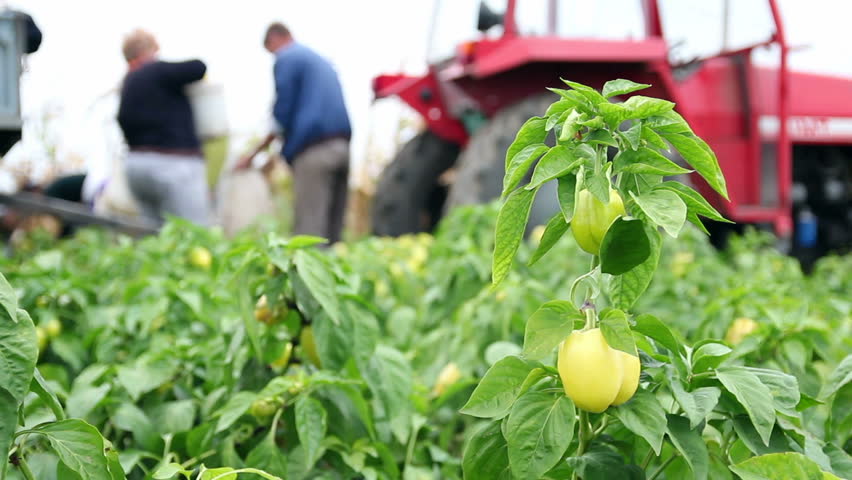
left=658, top=0, right=776, bottom=64
left=427, top=0, right=508, bottom=63
left=427, top=0, right=647, bottom=63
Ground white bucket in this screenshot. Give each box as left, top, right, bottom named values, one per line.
left=186, top=81, right=229, bottom=140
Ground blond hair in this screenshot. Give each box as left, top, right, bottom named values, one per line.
left=122, top=29, right=158, bottom=62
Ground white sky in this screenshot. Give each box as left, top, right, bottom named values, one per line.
left=6, top=0, right=852, bottom=185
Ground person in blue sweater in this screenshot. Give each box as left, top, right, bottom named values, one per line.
left=237, top=22, right=351, bottom=244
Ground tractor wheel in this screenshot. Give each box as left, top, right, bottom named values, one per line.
left=371, top=131, right=460, bottom=236
left=445, top=93, right=558, bottom=230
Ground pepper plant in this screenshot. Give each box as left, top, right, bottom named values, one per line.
left=0, top=273, right=126, bottom=480
left=460, top=79, right=849, bottom=479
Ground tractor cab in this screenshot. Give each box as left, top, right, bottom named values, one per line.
left=427, top=0, right=648, bottom=64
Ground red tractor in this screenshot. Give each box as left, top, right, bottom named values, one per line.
left=370, top=0, right=851, bottom=262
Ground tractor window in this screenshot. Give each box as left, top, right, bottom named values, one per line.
left=659, top=0, right=775, bottom=64
left=427, top=0, right=508, bottom=63
left=515, top=0, right=646, bottom=39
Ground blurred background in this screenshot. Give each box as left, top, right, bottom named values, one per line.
left=2, top=0, right=851, bottom=252
left=8, top=0, right=852, bottom=183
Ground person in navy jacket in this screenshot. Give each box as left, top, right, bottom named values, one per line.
left=116, top=29, right=211, bottom=226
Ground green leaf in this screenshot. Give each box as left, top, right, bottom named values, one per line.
left=661, top=131, right=729, bottom=199
left=528, top=213, right=570, bottom=266
left=362, top=345, right=413, bottom=443
left=622, top=172, right=663, bottom=198
left=0, top=274, right=17, bottom=323
left=559, top=109, right=586, bottom=142
left=819, top=354, right=852, bottom=400
left=578, top=116, right=605, bottom=130
left=692, top=342, right=732, bottom=372
left=30, top=368, right=66, bottom=421
left=648, top=186, right=726, bottom=237
left=506, top=391, right=576, bottom=479
left=557, top=174, right=578, bottom=222
left=641, top=125, right=669, bottom=150
left=116, top=355, right=178, bottom=402
left=505, top=117, right=548, bottom=168
left=613, top=148, right=691, bottom=176
left=296, top=396, right=328, bottom=470
left=546, top=108, right=569, bottom=130
left=503, top=143, right=549, bottom=195
left=647, top=110, right=692, bottom=134
left=599, top=103, right=630, bottom=128
left=687, top=211, right=711, bottom=235
left=526, top=146, right=582, bottom=191
left=566, top=445, right=634, bottom=480
left=586, top=171, right=611, bottom=204
left=632, top=313, right=684, bottom=355
left=112, top=403, right=160, bottom=452
left=294, top=249, right=343, bottom=325
left=609, top=227, right=661, bottom=311
left=215, top=391, right=257, bottom=433
left=522, top=301, right=583, bottom=360
left=797, top=393, right=823, bottom=412
left=600, top=218, right=651, bottom=275
left=732, top=416, right=789, bottom=456
left=623, top=96, right=675, bottom=119
left=717, top=367, right=776, bottom=446
left=492, top=187, right=539, bottom=286
left=667, top=414, right=709, bottom=480
left=621, top=122, right=642, bottom=150
left=747, top=368, right=801, bottom=417
left=585, top=129, right=618, bottom=147
left=631, top=189, right=687, bottom=237
left=0, top=387, right=17, bottom=477
left=311, top=310, right=352, bottom=371
left=611, top=390, right=667, bottom=455
left=730, top=452, right=839, bottom=480
left=562, top=79, right=606, bottom=104
left=462, top=421, right=512, bottom=480
left=152, top=400, right=196, bottom=435
left=0, top=308, right=37, bottom=404
left=804, top=435, right=834, bottom=474
left=825, top=444, right=852, bottom=480
left=66, top=383, right=111, bottom=420
left=547, top=89, right=595, bottom=115
left=200, top=467, right=238, bottom=480
left=32, top=419, right=113, bottom=480
left=153, top=463, right=193, bottom=479
left=708, top=442, right=735, bottom=480
left=286, top=235, right=327, bottom=249
left=602, top=79, right=651, bottom=98
left=105, top=447, right=125, bottom=480
left=671, top=381, right=721, bottom=429
left=461, top=356, right=537, bottom=419
left=546, top=98, right=578, bottom=117
left=829, top=384, right=852, bottom=447
left=600, top=309, right=635, bottom=355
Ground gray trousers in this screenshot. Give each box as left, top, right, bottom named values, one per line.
left=125, top=151, right=211, bottom=226
left=291, top=138, right=350, bottom=244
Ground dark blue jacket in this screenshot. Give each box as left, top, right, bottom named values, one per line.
left=118, top=60, right=207, bottom=151
left=272, top=43, right=351, bottom=162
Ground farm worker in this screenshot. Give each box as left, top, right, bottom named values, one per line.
left=116, top=29, right=211, bottom=226
left=235, top=22, right=352, bottom=245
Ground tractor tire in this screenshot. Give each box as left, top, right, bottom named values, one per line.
left=445, top=93, right=559, bottom=230
left=371, top=131, right=460, bottom=236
